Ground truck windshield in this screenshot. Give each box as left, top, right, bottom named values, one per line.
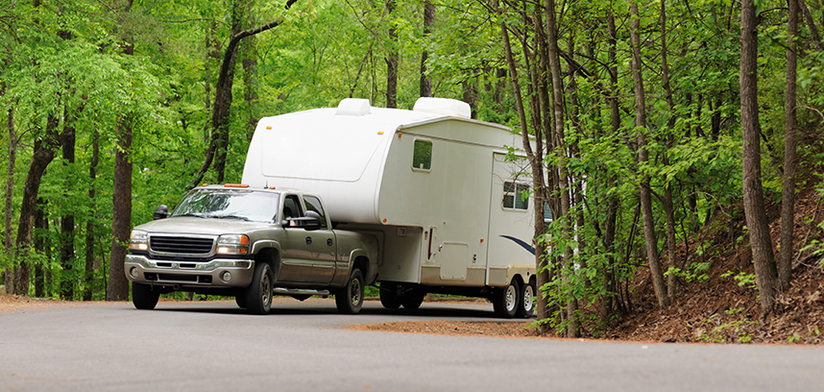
left=171, top=189, right=280, bottom=223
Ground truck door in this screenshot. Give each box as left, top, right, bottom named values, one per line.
left=278, top=194, right=317, bottom=283
left=302, top=195, right=336, bottom=285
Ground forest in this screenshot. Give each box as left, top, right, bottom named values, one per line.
left=1, top=0, right=823, bottom=339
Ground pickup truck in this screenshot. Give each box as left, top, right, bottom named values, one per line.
left=124, top=184, right=379, bottom=315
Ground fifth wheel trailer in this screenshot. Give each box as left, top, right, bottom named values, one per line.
left=242, top=97, right=539, bottom=318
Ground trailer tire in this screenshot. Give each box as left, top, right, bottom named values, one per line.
left=336, top=269, right=364, bottom=314
left=132, top=283, right=159, bottom=310
left=379, top=283, right=402, bottom=309
left=401, top=291, right=425, bottom=310
left=493, top=281, right=519, bottom=318
left=516, top=280, right=536, bottom=318
left=245, top=262, right=273, bottom=315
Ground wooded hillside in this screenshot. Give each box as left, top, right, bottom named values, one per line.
left=1, top=0, right=823, bottom=338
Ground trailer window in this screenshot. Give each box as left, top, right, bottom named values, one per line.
left=412, top=139, right=432, bottom=171
left=503, top=182, right=529, bottom=211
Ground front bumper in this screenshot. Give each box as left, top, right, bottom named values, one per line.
left=124, top=254, right=255, bottom=289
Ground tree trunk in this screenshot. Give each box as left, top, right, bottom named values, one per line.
left=4, top=105, right=16, bottom=291
left=779, top=0, right=799, bottom=292
left=419, top=0, right=434, bottom=98
left=84, top=128, right=100, bottom=301
left=660, top=0, right=677, bottom=304
left=740, top=0, right=778, bottom=319
left=799, top=0, right=824, bottom=51
left=34, top=198, right=48, bottom=297
left=14, top=114, right=62, bottom=295
left=630, top=3, right=669, bottom=309
left=385, top=0, right=398, bottom=108
left=60, top=105, right=77, bottom=300
left=241, top=0, right=259, bottom=142
left=108, top=116, right=132, bottom=301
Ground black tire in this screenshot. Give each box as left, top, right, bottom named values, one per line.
left=401, top=291, right=425, bottom=310
left=132, top=283, right=159, bottom=310
left=235, top=292, right=247, bottom=309
left=379, top=283, right=402, bottom=309
left=515, top=280, right=536, bottom=318
left=245, top=262, right=273, bottom=315
left=336, top=269, right=364, bottom=314
left=493, top=280, right=519, bottom=319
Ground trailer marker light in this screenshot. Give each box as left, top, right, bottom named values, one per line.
left=378, top=131, right=384, bottom=135
left=383, top=218, right=387, bottom=223
left=224, top=184, right=249, bottom=188
left=266, top=126, right=272, bottom=129
left=398, top=133, right=403, bottom=138
left=480, top=238, right=484, bottom=243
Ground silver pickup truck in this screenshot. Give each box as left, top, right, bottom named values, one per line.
left=124, top=184, right=379, bottom=315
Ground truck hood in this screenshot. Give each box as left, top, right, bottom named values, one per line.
left=133, top=217, right=274, bottom=236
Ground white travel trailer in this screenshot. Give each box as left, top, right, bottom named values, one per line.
left=242, top=97, right=538, bottom=318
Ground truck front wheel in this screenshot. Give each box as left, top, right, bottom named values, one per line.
left=336, top=269, right=364, bottom=314
left=132, top=283, right=159, bottom=310
left=245, top=262, right=273, bottom=315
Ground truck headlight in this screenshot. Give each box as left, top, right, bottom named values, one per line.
left=129, top=230, right=149, bottom=251
left=216, top=234, right=250, bottom=255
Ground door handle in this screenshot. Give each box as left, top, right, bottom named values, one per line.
left=305, top=236, right=312, bottom=244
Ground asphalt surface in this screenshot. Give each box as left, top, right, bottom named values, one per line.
left=1, top=299, right=823, bottom=392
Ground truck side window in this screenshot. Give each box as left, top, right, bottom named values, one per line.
left=303, top=196, right=328, bottom=229
left=412, top=139, right=432, bottom=171
left=283, top=195, right=302, bottom=220
left=503, top=181, right=529, bottom=211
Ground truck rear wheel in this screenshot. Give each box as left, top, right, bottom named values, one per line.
left=493, top=281, right=519, bottom=318
left=132, top=283, right=159, bottom=310
left=516, top=280, right=535, bottom=318
left=245, top=262, right=273, bottom=315
left=335, top=269, right=364, bottom=314
left=379, top=283, right=402, bottom=309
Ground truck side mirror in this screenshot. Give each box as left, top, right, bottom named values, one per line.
left=153, top=205, right=170, bottom=220
left=283, top=211, right=322, bottom=231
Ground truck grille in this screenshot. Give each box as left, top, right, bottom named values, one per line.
left=150, top=236, right=214, bottom=254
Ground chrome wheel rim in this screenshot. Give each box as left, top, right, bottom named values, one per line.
left=261, top=272, right=271, bottom=305
left=350, top=278, right=362, bottom=306
left=522, top=284, right=534, bottom=312
left=505, top=284, right=517, bottom=312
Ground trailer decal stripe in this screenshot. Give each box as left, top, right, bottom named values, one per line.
left=499, top=235, right=535, bottom=255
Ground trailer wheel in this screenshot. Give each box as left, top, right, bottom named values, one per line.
left=379, top=283, right=402, bottom=309
left=401, top=291, right=425, bottom=310
left=516, top=280, right=536, bottom=318
left=245, top=262, right=273, bottom=315
left=132, top=283, right=160, bottom=310
left=336, top=269, right=364, bottom=314
left=493, top=281, right=519, bottom=318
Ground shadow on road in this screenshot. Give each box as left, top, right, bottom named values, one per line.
left=144, top=299, right=504, bottom=320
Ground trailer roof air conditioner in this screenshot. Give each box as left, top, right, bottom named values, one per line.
left=336, top=98, right=372, bottom=116
left=413, top=97, right=471, bottom=119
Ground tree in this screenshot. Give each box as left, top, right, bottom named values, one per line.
left=740, top=0, right=778, bottom=319
left=630, top=2, right=669, bottom=309
left=778, top=0, right=799, bottom=292
left=191, top=2, right=295, bottom=187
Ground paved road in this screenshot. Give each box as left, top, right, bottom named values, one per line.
left=1, top=299, right=823, bottom=392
